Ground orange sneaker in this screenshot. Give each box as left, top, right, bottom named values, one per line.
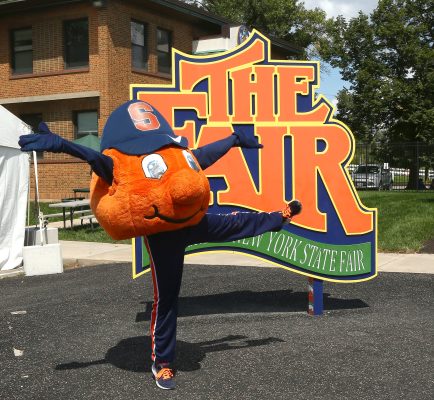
left=152, top=361, right=176, bottom=390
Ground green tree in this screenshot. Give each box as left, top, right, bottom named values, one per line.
left=322, top=0, right=433, bottom=188
left=184, top=0, right=329, bottom=59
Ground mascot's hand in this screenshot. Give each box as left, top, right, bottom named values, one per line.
left=232, top=129, right=263, bottom=149
left=19, top=122, right=64, bottom=153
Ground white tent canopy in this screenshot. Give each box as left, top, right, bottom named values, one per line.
left=0, top=105, right=31, bottom=270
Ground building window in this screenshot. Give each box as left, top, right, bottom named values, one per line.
left=157, top=28, right=172, bottom=74
left=131, top=20, right=148, bottom=70
left=20, top=113, right=43, bottom=158
left=74, top=110, right=98, bottom=139
left=11, top=28, right=33, bottom=74
left=64, top=18, right=89, bottom=69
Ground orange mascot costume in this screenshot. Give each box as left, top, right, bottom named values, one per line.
left=19, top=100, right=301, bottom=390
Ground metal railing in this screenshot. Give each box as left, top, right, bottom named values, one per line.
left=348, top=142, right=434, bottom=191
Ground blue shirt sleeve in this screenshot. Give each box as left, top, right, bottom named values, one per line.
left=19, top=127, right=113, bottom=184
left=59, top=140, right=114, bottom=184
left=191, top=135, right=237, bottom=170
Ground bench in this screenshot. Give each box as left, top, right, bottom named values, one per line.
left=73, top=209, right=93, bottom=228
left=73, top=209, right=92, bottom=216
left=44, top=213, right=63, bottom=226
left=49, top=199, right=91, bottom=229
left=44, top=212, right=64, bottom=220
left=44, top=211, right=91, bottom=227
left=72, top=187, right=90, bottom=199
left=79, top=214, right=96, bottom=228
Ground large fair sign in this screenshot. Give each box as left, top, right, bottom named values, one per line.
left=131, top=30, right=377, bottom=283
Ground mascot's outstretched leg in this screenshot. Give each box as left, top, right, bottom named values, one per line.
left=147, top=202, right=301, bottom=390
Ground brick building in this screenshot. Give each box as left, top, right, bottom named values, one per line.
left=0, top=0, right=300, bottom=200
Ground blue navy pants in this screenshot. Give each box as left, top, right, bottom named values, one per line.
left=145, top=211, right=284, bottom=364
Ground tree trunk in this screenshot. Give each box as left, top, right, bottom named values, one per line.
left=406, top=144, right=425, bottom=190
left=406, top=165, right=420, bottom=189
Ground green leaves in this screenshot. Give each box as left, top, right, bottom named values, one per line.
left=323, top=0, right=433, bottom=145
left=185, top=0, right=433, bottom=147
left=186, top=0, right=330, bottom=59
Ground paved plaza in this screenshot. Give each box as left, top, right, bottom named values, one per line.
left=1, top=262, right=433, bottom=399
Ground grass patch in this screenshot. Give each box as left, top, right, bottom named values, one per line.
left=358, top=191, right=434, bottom=252
left=27, top=202, right=64, bottom=225
left=57, top=225, right=130, bottom=245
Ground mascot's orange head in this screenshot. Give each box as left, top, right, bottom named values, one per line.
left=89, top=100, right=210, bottom=240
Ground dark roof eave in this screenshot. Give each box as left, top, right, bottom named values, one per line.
left=0, top=0, right=85, bottom=14
left=271, top=39, right=303, bottom=55
left=148, top=0, right=231, bottom=27
left=0, top=0, right=27, bottom=5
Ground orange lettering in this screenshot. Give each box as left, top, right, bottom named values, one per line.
left=290, top=125, right=372, bottom=234
left=179, top=40, right=265, bottom=122
left=276, top=66, right=329, bottom=122
left=137, top=92, right=207, bottom=137
left=231, top=66, right=275, bottom=123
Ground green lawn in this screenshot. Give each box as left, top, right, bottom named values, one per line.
left=358, top=191, right=434, bottom=252
left=27, top=202, right=63, bottom=224
left=57, top=225, right=130, bottom=245
left=29, top=192, right=434, bottom=252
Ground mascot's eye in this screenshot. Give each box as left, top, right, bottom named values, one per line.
left=182, top=150, right=200, bottom=172
left=142, top=154, right=167, bottom=179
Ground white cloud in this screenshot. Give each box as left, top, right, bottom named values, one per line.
left=331, top=97, right=338, bottom=109
left=303, top=0, right=379, bottom=20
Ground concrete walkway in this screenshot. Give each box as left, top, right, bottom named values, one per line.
left=19, top=219, right=433, bottom=274
left=57, top=240, right=434, bottom=273
left=1, top=240, right=433, bottom=279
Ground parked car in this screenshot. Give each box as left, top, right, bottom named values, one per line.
left=351, top=164, right=393, bottom=190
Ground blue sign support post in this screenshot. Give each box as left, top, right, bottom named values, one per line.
left=308, top=278, right=324, bottom=315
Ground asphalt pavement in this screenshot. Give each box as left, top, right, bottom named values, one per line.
left=1, top=262, right=433, bottom=399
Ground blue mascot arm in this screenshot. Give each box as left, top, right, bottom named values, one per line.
left=192, top=128, right=262, bottom=170
left=19, top=122, right=113, bottom=184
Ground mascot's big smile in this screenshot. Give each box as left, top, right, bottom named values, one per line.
left=144, top=205, right=204, bottom=223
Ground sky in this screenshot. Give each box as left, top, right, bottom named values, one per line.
left=303, top=0, right=379, bottom=20
left=302, top=0, right=379, bottom=106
